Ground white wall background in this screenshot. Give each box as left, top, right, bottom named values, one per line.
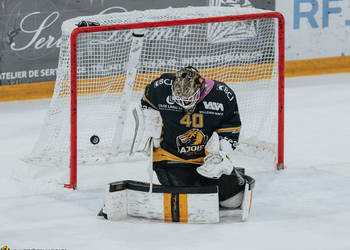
left=276, top=0, right=350, bottom=60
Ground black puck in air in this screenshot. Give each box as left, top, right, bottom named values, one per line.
left=90, top=135, right=100, bottom=145
left=132, top=32, right=144, bottom=37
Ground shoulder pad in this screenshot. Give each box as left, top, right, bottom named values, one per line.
left=152, top=73, right=175, bottom=88
left=214, top=81, right=236, bottom=102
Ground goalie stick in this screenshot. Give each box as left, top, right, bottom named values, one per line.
left=130, top=108, right=139, bottom=156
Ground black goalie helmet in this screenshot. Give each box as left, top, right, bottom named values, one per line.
left=172, top=66, right=204, bottom=110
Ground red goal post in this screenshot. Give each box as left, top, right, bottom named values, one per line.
left=65, top=12, right=285, bottom=189
left=24, top=7, right=285, bottom=189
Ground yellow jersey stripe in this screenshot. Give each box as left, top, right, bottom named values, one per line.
left=216, top=126, right=241, bottom=132
left=153, top=147, right=204, bottom=165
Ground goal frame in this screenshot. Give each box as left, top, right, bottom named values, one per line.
left=65, top=12, right=285, bottom=189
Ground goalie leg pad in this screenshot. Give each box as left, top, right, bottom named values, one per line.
left=241, top=175, right=255, bottom=221
left=100, top=180, right=220, bottom=223
left=219, top=191, right=244, bottom=208
left=219, top=174, right=255, bottom=208
left=102, top=189, right=128, bottom=221
left=219, top=175, right=255, bottom=221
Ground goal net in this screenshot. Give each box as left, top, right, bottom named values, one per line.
left=27, top=6, right=285, bottom=189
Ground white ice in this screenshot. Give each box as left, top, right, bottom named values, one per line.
left=1, top=73, right=350, bottom=250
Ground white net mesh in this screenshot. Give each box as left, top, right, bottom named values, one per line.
left=28, top=6, right=282, bottom=174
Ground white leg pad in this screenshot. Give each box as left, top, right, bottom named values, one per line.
left=219, top=191, right=244, bottom=208
left=219, top=175, right=254, bottom=221
left=103, top=190, right=128, bottom=221
left=101, top=181, right=219, bottom=223
left=241, top=183, right=253, bottom=221
left=101, top=177, right=254, bottom=223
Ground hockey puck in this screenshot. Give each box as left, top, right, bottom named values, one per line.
left=132, top=32, right=144, bottom=37
left=90, top=135, right=100, bottom=145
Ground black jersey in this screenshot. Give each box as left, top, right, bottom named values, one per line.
left=141, top=73, right=241, bottom=164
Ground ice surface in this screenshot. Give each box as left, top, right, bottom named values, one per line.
left=1, top=73, right=350, bottom=250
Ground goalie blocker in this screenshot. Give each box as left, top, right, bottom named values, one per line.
left=98, top=175, right=255, bottom=223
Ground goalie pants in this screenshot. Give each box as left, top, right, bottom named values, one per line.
left=153, top=161, right=245, bottom=201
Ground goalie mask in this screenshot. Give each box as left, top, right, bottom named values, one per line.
left=172, top=66, right=203, bottom=111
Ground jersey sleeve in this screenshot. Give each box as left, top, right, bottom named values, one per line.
left=141, top=79, right=160, bottom=111
left=216, top=86, right=241, bottom=150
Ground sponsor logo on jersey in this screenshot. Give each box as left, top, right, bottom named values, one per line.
left=166, top=95, right=175, bottom=105
left=176, top=129, right=208, bottom=155
left=217, top=85, right=235, bottom=101
left=154, top=78, right=173, bottom=87
left=158, top=103, right=182, bottom=112
left=203, top=101, right=224, bottom=111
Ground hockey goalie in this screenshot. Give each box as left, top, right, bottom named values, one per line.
left=99, top=66, right=255, bottom=223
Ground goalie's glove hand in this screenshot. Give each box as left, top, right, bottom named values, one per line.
left=197, top=151, right=233, bottom=179
left=196, top=132, right=234, bottom=179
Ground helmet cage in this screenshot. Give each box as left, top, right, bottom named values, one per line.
left=171, top=85, right=200, bottom=109
left=172, top=66, right=202, bottom=110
